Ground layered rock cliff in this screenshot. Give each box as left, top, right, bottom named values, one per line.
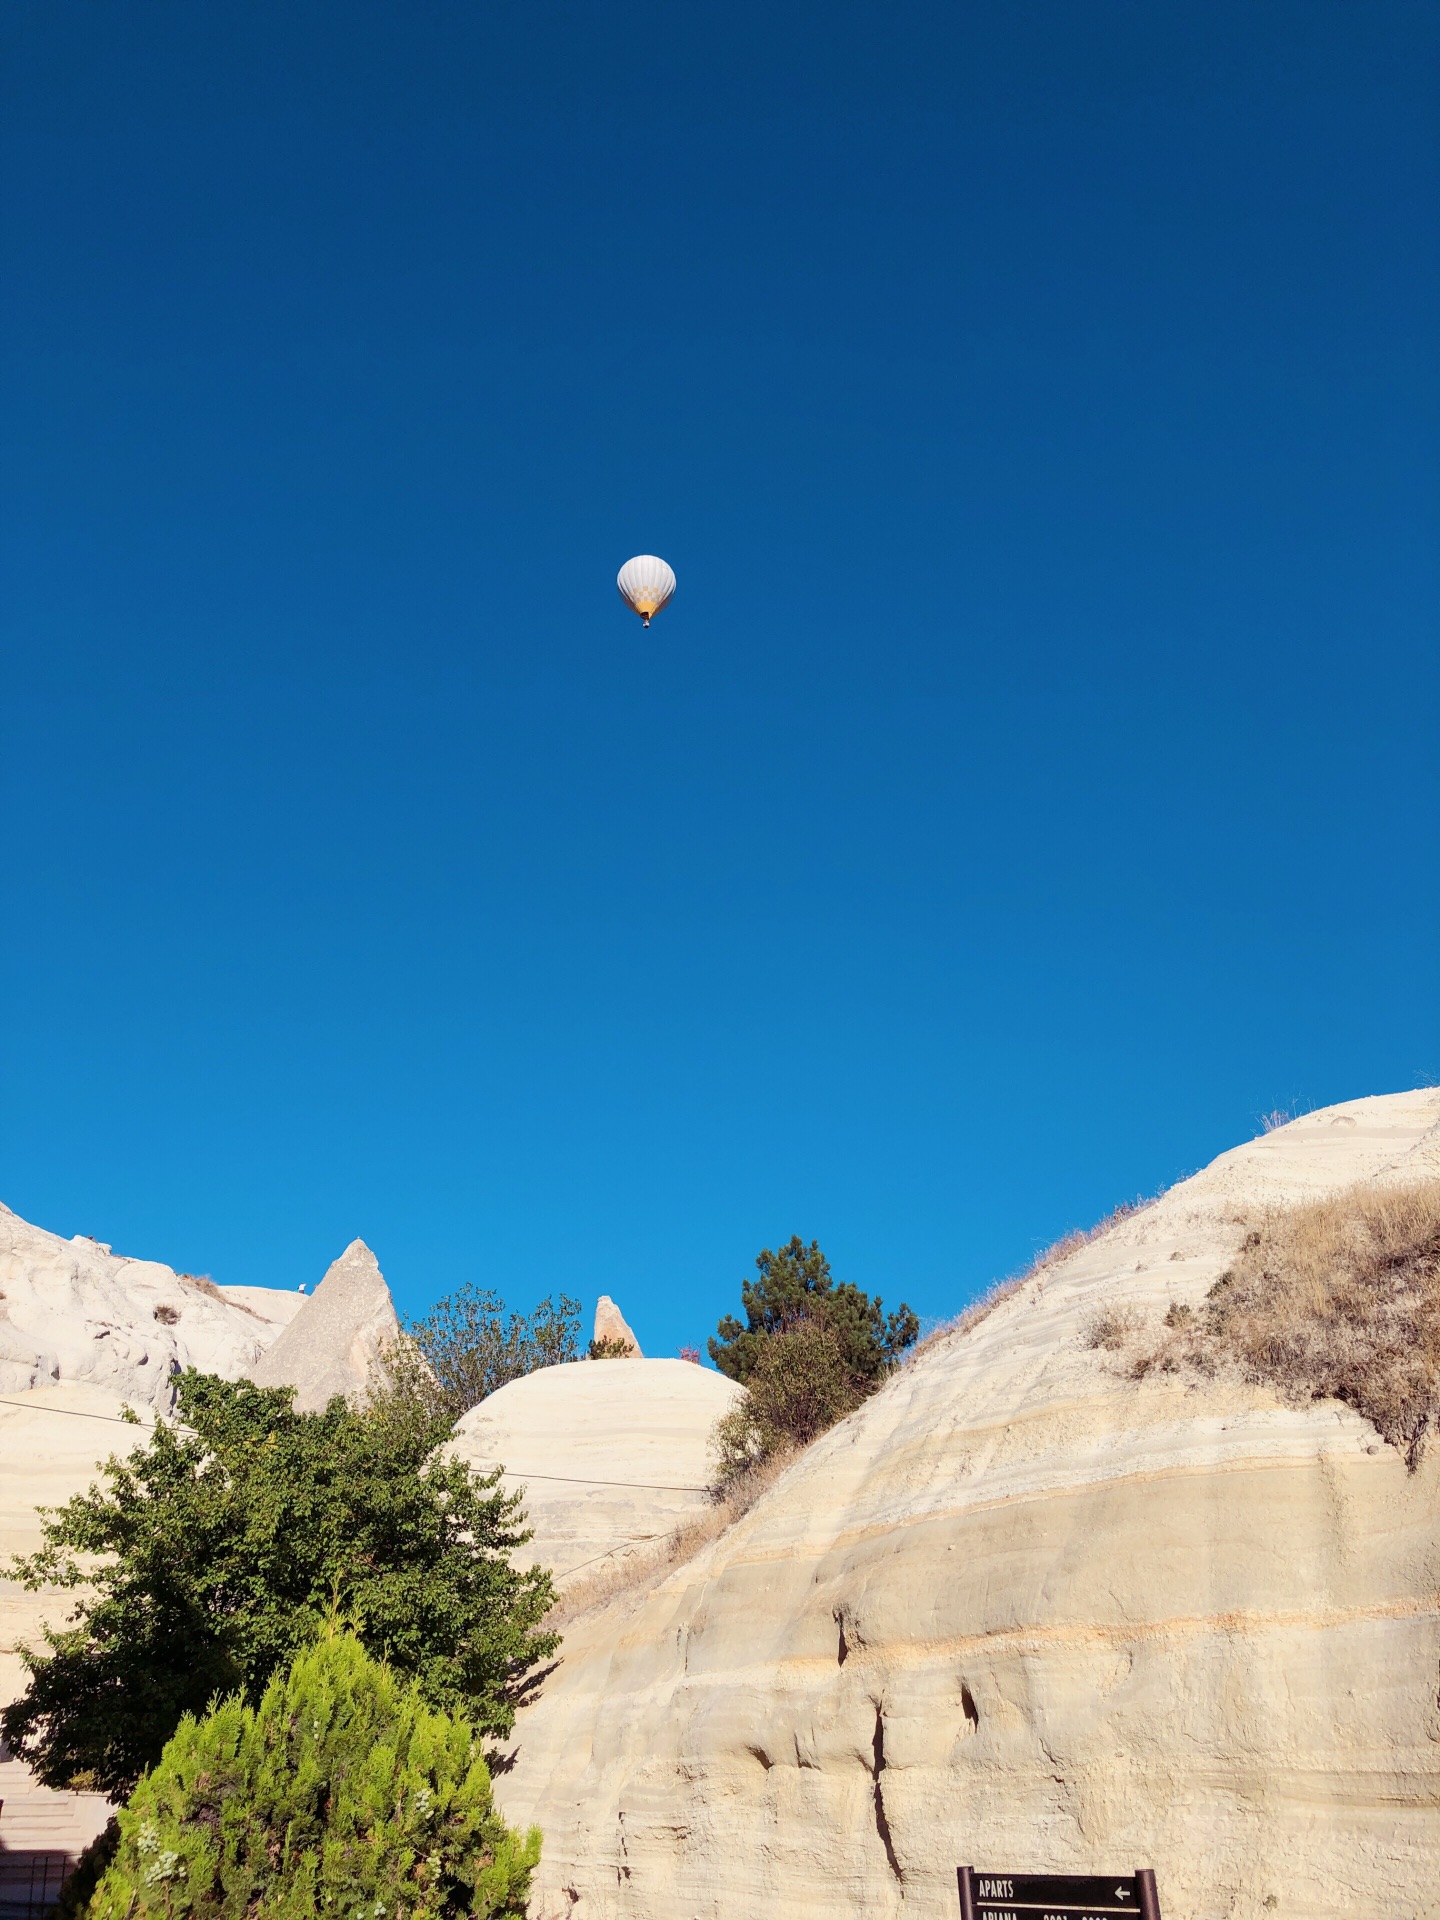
left=494, top=1091, right=1440, bottom=1920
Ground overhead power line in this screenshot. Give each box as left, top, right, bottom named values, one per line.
left=464, top=1459, right=710, bottom=1494
left=0, top=1395, right=157, bottom=1426
left=0, top=1400, right=713, bottom=1494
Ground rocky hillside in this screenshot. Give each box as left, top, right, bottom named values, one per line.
left=494, top=1091, right=1440, bottom=1920
left=0, top=1201, right=301, bottom=1406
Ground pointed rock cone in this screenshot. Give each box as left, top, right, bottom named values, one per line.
left=248, top=1239, right=399, bottom=1411
left=592, top=1294, right=642, bottom=1356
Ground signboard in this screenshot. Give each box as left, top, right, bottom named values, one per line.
left=957, top=1868, right=1161, bottom=1920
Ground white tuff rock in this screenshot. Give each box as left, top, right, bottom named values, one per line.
left=0, top=1201, right=296, bottom=1409
left=446, top=1358, right=741, bottom=1582
left=494, top=1092, right=1440, bottom=1920
left=0, top=1212, right=395, bottom=1812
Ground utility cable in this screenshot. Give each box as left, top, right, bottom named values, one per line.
left=0, top=1395, right=157, bottom=1426
left=554, top=1534, right=669, bottom=1580
left=0, top=1401, right=712, bottom=1494
left=463, top=1459, right=710, bottom=1493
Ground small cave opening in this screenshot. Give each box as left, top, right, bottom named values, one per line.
left=960, top=1681, right=979, bottom=1733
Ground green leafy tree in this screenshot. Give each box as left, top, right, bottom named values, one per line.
left=81, top=1628, right=539, bottom=1920
left=710, top=1313, right=862, bottom=1487
left=3, top=1372, right=556, bottom=1797
left=392, top=1287, right=583, bottom=1424
left=708, top=1236, right=918, bottom=1389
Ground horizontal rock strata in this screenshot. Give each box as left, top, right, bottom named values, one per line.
left=495, top=1092, right=1440, bottom=1920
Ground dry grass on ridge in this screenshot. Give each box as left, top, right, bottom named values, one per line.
left=910, top=1196, right=1155, bottom=1361
left=179, top=1270, right=264, bottom=1319
left=1126, top=1177, right=1440, bottom=1468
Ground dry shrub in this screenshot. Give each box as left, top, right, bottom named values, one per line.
left=1082, top=1306, right=1143, bottom=1352
left=179, top=1272, right=263, bottom=1320
left=1133, top=1178, right=1440, bottom=1467
left=546, top=1448, right=794, bottom=1627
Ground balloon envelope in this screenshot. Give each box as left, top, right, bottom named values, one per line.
left=617, top=555, right=676, bottom=626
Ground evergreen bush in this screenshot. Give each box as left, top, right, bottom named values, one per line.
left=707, top=1239, right=918, bottom=1490
left=82, top=1629, right=539, bottom=1920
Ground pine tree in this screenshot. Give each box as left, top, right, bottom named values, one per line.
left=82, top=1630, right=540, bottom=1920
left=708, top=1236, right=918, bottom=1387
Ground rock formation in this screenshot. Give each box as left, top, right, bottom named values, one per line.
left=593, top=1295, right=642, bottom=1356
left=446, top=1358, right=741, bottom=1581
left=0, top=1201, right=299, bottom=1408
left=247, top=1239, right=399, bottom=1412
left=493, top=1091, right=1440, bottom=1920
left=218, top=1284, right=307, bottom=1328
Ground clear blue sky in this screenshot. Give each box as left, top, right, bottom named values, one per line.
left=2, top=1, right=1436, bottom=1354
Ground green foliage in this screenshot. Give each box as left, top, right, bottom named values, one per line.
left=82, top=1630, right=540, bottom=1920
left=396, top=1286, right=583, bottom=1423
left=3, top=1372, right=556, bottom=1797
left=708, top=1236, right=918, bottom=1389
left=586, top=1336, right=635, bottom=1360
left=710, top=1314, right=862, bottom=1487
left=707, top=1239, right=918, bottom=1489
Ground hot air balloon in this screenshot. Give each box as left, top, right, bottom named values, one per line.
left=617, top=554, right=676, bottom=627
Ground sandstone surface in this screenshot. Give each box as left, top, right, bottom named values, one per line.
left=247, top=1239, right=399, bottom=1411
left=593, top=1296, right=643, bottom=1356
left=447, top=1359, right=740, bottom=1582
left=495, top=1091, right=1440, bottom=1920
left=0, top=1383, right=157, bottom=1719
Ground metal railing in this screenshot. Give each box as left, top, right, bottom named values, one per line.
left=0, top=1850, right=71, bottom=1920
